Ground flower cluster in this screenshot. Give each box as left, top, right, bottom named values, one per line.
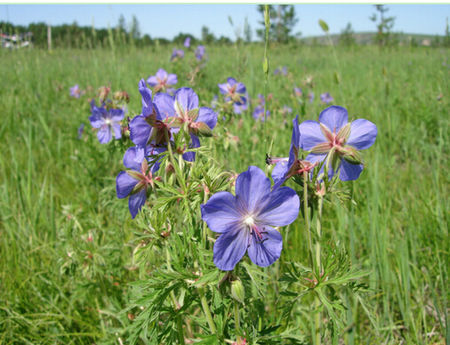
left=117, top=79, right=218, bottom=217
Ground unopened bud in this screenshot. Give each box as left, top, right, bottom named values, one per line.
left=98, top=86, right=110, bottom=102
left=113, top=90, right=130, bottom=103
left=231, top=279, right=245, bottom=304
left=192, top=121, right=213, bottom=137
left=341, top=146, right=363, bottom=165
left=165, top=162, right=175, bottom=176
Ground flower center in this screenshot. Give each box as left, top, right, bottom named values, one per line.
left=105, top=118, right=112, bottom=125
left=244, top=216, right=254, bottom=227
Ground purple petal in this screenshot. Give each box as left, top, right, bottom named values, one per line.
left=155, top=68, right=167, bottom=81
left=227, top=77, right=237, bottom=86
left=147, top=76, right=158, bottom=87
left=129, top=115, right=151, bottom=147
left=138, top=79, right=154, bottom=112
left=175, top=88, right=199, bottom=112
left=271, top=160, right=289, bottom=189
left=318, top=106, right=348, bottom=133
left=347, top=119, right=377, bottom=150
left=110, top=108, right=124, bottom=122
left=89, top=113, right=104, bottom=128
left=153, top=93, right=175, bottom=120
left=166, top=73, right=178, bottom=85
left=299, top=120, right=325, bottom=151
left=247, top=227, right=283, bottom=267
left=113, top=123, right=122, bottom=139
left=201, top=191, right=241, bottom=233
left=235, top=166, right=271, bottom=214
left=182, top=134, right=200, bottom=162
left=235, top=82, right=246, bottom=95
left=128, top=188, right=147, bottom=219
left=258, top=187, right=299, bottom=226
left=116, top=171, right=138, bottom=199
left=123, top=147, right=142, bottom=171
left=339, top=159, right=363, bottom=181
left=197, top=107, right=218, bottom=130
left=97, top=127, right=112, bottom=144
left=218, top=83, right=229, bottom=95
left=213, top=226, right=249, bottom=271
left=291, top=115, right=301, bottom=150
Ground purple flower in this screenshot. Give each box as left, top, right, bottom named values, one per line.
left=299, top=106, right=377, bottom=181
left=281, top=105, right=293, bottom=115
left=77, top=123, right=85, bottom=139
left=171, top=48, right=185, bottom=61
left=184, top=37, right=191, bottom=48
left=271, top=115, right=316, bottom=189
left=70, top=84, right=81, bottom=98
left=218, top=77, right=247, bottom=105
left=129, top=79, right=174, bottom=149
left=89, top=101, right=124, bottom=144
left=294, top=87, right=302, bottom=98
left=320, top=92, right=334, bottom=104
left=201, top=166, right=300, bottom=271
left=252, top=105, right=270, bottom=121
left=195, top=45, right=206, bottom=61
left=308, top=92, right=315, bottom=103
left=274, top=66, right=288, bottom=76
left=147, top=68, right=178, bottom=94
left=233, top=100, right=248, bottom=115
left=154, top=87, right=218, bottom=161
left=116, top=145, right=164, bottom=218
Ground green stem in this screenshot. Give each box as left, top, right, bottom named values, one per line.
left=263, top=4, right=270, bottom=158
left=234, top=302, right=242, bottom=344
left=314, top=193, right=324, bottom=345
left=199, top=287, right=217, bottom=334
left=303, top=171, right=314, bottom=269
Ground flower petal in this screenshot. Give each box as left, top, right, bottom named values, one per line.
left=116, top=171, right=138, bottom=199
left=174, top=87, right=199, bottom=112
left=235, top=166, right=271, bottom=215
left=154, top=93, right=175, bottom=120
left=247, top=226, right=282, bottom=267
left=147, top=76, right=158, bottom=87
left=110, top=108, right=124, bottom=122
left=166, top=73, right=178, bottom=85
left=318, top=106, right=348, bottom=133
left=213, top=226, right=249, bottom=271
left=113, top=123, right=122, bottom=139
left=129, top=115, right=151, bottom=147
left=258, top=187, right=299, bottom=226
left=339, top=159, right=363, bottom=181
left=123, top=146, right=142, bottom=171
left=197, top=107, right=218, bottom=130
left=299, top=120, right=325, bottom=151
left=201, top=191, right=241, bottom=233
left=347, top=119, right=377, bottom=150
left=138, top=79, right=154, bottom=111
left=182, top=134, right=200, bottom=162
left=97, top=127, right=111, bottom=144
left=271, top=160, right=289, bottom=190
left=128, top=188, right=147, bottom=219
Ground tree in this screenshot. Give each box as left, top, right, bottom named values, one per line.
left=256, top=5, right=298, bottom=43
left=201, top=26, right=215, bottom=44
left=244, top=16, right=252, bottom=43
left=339, top=22, right=355, bottom=46
left=370, top=5, right=396, bottom=46
left=130, top=15, right=141, bottom=40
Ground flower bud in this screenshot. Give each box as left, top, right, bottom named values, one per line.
left=231, top=278, right=245, bottom=304
left=98, top=86, right=110, bottom=102
left=113, top=90, right=130, bottom=103
left=341, top=146, right=363, bottom=165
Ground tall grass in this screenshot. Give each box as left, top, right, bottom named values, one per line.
left=0, top=44, right=448, bottom=344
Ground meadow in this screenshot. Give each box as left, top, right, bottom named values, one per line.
left=0, top=42, right=448, bottom=344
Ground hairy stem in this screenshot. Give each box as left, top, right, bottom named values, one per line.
left=234, top=301, right=242, bottom=344
left=199, top=287, right=217, bottom=335
left=314, top=192, right=324, bottom=345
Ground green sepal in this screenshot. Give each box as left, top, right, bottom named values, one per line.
left=341, top=146, right=363, bottom=165
left=231, top=279, right=245, bottom=304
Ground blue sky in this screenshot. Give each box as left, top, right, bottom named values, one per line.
left=1, top=4, right=449, bottom=40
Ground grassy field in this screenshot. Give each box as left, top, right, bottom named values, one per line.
left=0, top=43, right=448, bottom=344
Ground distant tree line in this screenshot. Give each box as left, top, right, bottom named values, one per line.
left=1, top=6, right=448, bottom=49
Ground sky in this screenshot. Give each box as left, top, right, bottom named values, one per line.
left=1, top=4, right=449, bottom=40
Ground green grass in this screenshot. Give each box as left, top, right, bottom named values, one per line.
left=0, top=44, right=448, bottom=344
